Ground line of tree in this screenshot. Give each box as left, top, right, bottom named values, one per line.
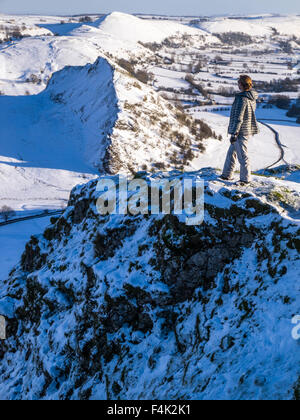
left=213, top=32, right=254, bottom=46
left=0, top=25, right=24, bottom=42
left=286, top=96, right=300, bottom=123
left=185, top=74, right=209, bottom=98
left=268, top=95, right=291, bottom=110
left=256, top=77, right=300, bottom=93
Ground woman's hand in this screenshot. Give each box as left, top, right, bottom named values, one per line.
left=230, top=134, right=238, bottom=144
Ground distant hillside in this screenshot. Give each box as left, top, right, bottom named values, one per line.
left=94, top=12, right=219, bottom=44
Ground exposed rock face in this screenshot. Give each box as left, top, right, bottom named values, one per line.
left=149, top=213, right=258, bottom=300
left=0, top=169, right=299, bottom=400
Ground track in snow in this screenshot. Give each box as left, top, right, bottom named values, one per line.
left=258, top=120, right=287, bottom=170
left=0, top=210, right=63, bottom=228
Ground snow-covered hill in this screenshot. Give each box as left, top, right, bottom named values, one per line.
left=195, top=15, right=300, bottom=37
left=0, top=16, right=52, bottom=41
left=0, top=32, right=150, bottom=96
left=94, top=12, right=218, bottom=44
left=0, top=12, right=220, bottom=97
left=0, top=56, right=216, bottom=211
left=0, top=10, right=299, bottom=401
left=0, top=169, right=299, bottom=400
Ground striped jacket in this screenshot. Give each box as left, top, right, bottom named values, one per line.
left=228, top=89, right=259, bottom=137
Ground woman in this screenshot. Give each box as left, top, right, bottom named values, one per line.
left=221, top=75, right=259, bottom=186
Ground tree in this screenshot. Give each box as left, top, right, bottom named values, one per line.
left=213, top=31, right=253, bottom=46
left=79, top=16, right=92, bottom=23
left=287, top=104, right=300, bottom=118
left=0, top=206, right=16, bottom=222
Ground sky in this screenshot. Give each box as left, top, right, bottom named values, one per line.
left=0, top=0, right=299, bottom=16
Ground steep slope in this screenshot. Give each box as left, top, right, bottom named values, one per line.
left=0, top=169, right=299, bottom=400
left=0, top=57, right=116, bottom=211
left=0, top=56, right=216, bottom=211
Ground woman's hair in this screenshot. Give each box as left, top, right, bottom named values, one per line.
left=238, top=75, right=253, bottom=91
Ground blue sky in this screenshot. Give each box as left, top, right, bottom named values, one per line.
left=0, top=0, right=299, bottom=16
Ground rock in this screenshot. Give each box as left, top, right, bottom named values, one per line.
left=220, top=335, right=235, bottom=351
left=187, top=251, right=207, bottom=268
left=72, top=199, right=90, bottom=224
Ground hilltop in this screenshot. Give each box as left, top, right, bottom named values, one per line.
left=94, top=12, right=218, bottom=44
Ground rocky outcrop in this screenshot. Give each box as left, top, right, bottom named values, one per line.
left=0, top=169, right=299, bottom=400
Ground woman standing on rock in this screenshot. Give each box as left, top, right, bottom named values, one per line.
left=221, top=75, right=259, bottom=186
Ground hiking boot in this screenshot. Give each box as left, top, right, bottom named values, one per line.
left=236, top=181, right=250, bottom=187
left=220, top=175, right=234, bottom=181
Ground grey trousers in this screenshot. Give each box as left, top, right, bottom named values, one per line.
left=222, top=135, right=251, bottom=183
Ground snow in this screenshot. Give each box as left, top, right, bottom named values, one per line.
left=0, top=15, right=53, bottom=41
left=197, top=15, right=300, bottom=38
left=95, top=12, right=216, bottom=44
left=0, top=36, right=111, bottom=96
left=0, top=10, right=298, bottom=228
left=0, top=53, right=218, bottom=212
left=152, top=67, right=191, bottom=90
left=267, top=124, right=300, bottom=166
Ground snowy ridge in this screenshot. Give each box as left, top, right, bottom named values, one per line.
left=43, top=54, right=203, bottom=174
left=43, top=57, right=119, bottom=171
left=0, top=35, right=149, bottom=97
left=0, top=11, right=220, bottom=97
left=0, top=169, right=299, bottom=400
left=0, top=57, right=117, bottom=211
left=0, top=56, right=215, bottom=210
